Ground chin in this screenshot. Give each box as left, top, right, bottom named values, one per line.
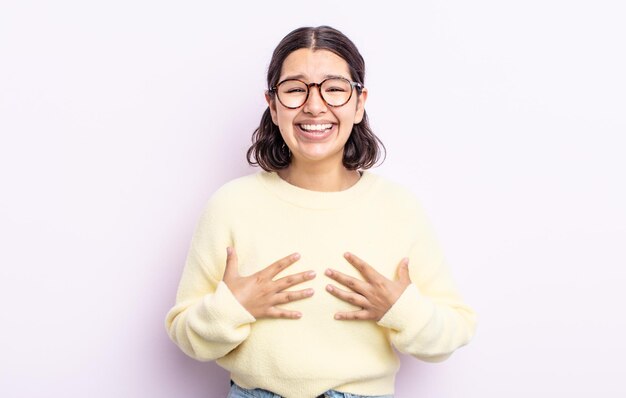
left=293, top=147, right=345, bottom=164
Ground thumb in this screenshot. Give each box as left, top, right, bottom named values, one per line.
left=396, top=257, right=411, bottom=284
left=223, top=247, right=239, bottom=280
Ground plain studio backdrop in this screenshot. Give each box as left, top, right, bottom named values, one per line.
left=1, top=0, right=625, bottom=397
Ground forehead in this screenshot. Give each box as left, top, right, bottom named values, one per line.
left=280, top=48, right=351, bottom=80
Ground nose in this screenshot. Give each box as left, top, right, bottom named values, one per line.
left=303, top=84, right=327, bottom=115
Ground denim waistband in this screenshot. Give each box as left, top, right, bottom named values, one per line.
left=227, top=380, right=393, bottom=398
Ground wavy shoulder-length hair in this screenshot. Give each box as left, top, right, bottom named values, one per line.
left=246, top=25, right=385, bottom=171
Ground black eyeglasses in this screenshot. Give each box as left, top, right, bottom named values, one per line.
left=269, top=77, right=363, bottom=109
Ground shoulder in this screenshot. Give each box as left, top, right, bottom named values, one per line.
left=366, top=171, right=425, bottom=213
left=366, top=172, right=438, bottom=236
left=199, top=172, right=266, bottom=218
left=210, top=172, right=264, bottom=200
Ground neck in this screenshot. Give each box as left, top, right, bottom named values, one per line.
left=277, top=160, right=361, bottom=192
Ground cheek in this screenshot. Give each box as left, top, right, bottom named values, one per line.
left=276, top=111, right=298, bottom=140
left=338, top=107, right=359, bottom=129
left=276, top=108, right=296, bottom=124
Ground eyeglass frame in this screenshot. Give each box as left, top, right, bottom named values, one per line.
left=268, top=77, right=364, bottom=109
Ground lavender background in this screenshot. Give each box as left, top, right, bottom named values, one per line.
left=1, top=0, right=625, bottom=396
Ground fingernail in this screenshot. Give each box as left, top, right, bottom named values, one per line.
left=306, top=289, right=314, bottom=296
left=325, top=269, right=332, bottom=276
left=326, top=285, right=333, bottom=292
left=226, top=247, right=232, bottom=255
left=307, top=271, right=316, bottom=278
left=334, top=314, right=342, bottom=320
left=295, top=313, right=302, bottom=319
left=402, top=257, right=409, bottom=266
left=292, top=253, right=301, bottom=260
left=344, top=252, right=351, bottom=259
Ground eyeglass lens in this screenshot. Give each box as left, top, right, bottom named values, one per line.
left=276, top=78, right=354, bottom=108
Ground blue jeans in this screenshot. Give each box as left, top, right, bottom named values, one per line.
left=227, top=380, right=393, bottom=398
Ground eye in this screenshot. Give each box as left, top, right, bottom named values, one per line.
left=322, top=78, right=351, bottom=93
left=325, top=86, right=347, bottom=92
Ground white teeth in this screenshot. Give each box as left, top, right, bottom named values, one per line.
left=300, top=123, right=333, bottom=131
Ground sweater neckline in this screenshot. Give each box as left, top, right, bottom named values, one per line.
left=257, top=170, right=376, bottom=210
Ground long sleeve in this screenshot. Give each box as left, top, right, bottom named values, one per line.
left=377, top=203, right=477, bottom=362
left=164, top=194, right=256, bottom=361
left=163, top=172, right=476, bottom=397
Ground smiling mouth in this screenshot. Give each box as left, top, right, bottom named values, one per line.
left=298, top=123, right=334, bottom=133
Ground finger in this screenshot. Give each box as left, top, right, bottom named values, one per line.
left=223, top=247, right=239, bottom=279
left=274, top=270, right=316, bottom=291
left=343, top=252, right=382, bottom=281
left=396, top=257, right=411, bottom=284
left=334, top=309, right=374, bottom=321
left=325, top=284, right=369, bottom=308
left=272, top=288, right=315, bottom=305
left=325, top=268, right=368, bottom=295
left=266, top=306, right=303, bottom=319
left=265, top=253, right=301, bottom=278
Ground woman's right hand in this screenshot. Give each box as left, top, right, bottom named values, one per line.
left=222, top=247, right=316, bottom=319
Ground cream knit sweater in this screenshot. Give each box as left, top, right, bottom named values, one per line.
left=165, top=171, right=476, bottom=398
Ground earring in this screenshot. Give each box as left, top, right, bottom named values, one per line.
left=281, top=142, right=291, bottom=158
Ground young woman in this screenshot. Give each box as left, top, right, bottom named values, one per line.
left=165, top=26, right=477, bottom=398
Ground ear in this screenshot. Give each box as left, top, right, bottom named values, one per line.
left=354, top=87, right=368, bottom=124
left=265, top=91, right=278, bottom=125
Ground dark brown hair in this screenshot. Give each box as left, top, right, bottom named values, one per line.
left=246, top=26, right=385, bottom=171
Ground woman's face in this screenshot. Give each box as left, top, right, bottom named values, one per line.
left=266, top=48, right=367, bottom=169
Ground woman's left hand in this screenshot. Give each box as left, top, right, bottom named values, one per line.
left=325, top=252, right=412, bottom=321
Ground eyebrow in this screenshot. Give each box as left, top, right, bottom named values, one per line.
left=280, top=73, right=350, bottom=82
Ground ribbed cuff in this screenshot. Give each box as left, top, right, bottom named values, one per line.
left=206, top=281, right=256, bottom=327
left=377, top=284, right=433, bottom=332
